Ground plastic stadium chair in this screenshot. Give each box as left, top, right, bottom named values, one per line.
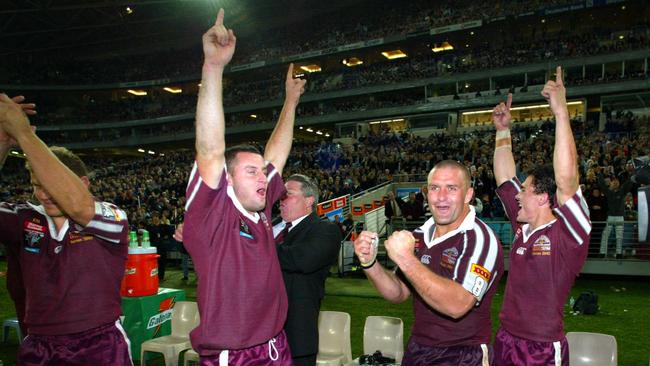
left=566, top=332, right=617, bottom=366
left=141, top=301, right=200, bottom=366
left=363, top=316, right=404, bottom=363
left=316, top=311, right=352, bottom=366
left=2, top=317, right=23, bottom=344
left=183, top=348, right=199, bottom=366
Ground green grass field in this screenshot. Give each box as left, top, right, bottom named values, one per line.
left=1, top=262, right=649, bottom=365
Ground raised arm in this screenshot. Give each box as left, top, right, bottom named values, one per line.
left=0, top=94, right=94, bottom=225
left=264, top=64, right=306, bottom=174
left=543, top=66, right=578, bottom=204
left=195, top=8, right=236, bottom=188
left=0, top=96, right=36, bottom=169
left=492, top=93, right=516, bottom=186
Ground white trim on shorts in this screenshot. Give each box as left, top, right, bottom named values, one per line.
left=553, top=340, right=562, bottom=365
left=481, top=344, right=489, bottom=366
left=115, top=319, right=134, bottom=366
left=219, top=350, right=229, bottom=366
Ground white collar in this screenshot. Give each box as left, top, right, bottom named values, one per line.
left=418, top=206, right=476, bottom=249
left=521, top=219, right=557, bottom=243
left=27, top=202, right=70, bottom=241
left=225, top=169, right=261, bottom=223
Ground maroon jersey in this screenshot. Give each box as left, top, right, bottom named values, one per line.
left=406, top=208, right=504, bottom=347
left=0, top=201, right=128, bottom=335
left=184, top=162, right=288, bottom=353
left=496, top=178, right=591, bottom=342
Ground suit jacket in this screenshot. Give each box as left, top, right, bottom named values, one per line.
left=276, top=212, right=342, bottom=358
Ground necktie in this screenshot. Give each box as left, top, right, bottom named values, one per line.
left=275, top=222, right=292, bottom=244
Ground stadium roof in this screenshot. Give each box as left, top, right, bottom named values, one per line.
left=0, top=0, right=364, bottom=57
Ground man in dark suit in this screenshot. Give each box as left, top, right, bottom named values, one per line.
left=274, top=174, right=342, bottom=366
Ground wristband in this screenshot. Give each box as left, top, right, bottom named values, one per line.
left=360, top=259, right=377, bottom=269
left=496, top=129, right=511, bottom=139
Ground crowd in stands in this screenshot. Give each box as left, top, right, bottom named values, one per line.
left=3, top=0, right=647, bottom=86
left=4, top=115, right=649, bottom=240
left=16, top=22, right=648, bottom=133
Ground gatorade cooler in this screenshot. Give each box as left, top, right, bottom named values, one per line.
left=121, top=247, right=160, bottom=297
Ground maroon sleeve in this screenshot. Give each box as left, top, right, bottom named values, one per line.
left=77, top=201, right=129, bottom=246
left=0, top=202, right=23, bottom=248
left=495, top=178, right=522, bottom=230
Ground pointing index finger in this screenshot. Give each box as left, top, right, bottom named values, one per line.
left=215, top=8, right=225, bottom=26
left=555, top=66, right=563, bottom=86
left=506, top=93, right=513, bottom=109
left=286, top=63, right=294, bottom=82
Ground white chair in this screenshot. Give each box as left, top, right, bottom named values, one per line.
left=363, top=316, right=404, bottom=363
left=316, top=311, right=352, bottom=366
left=183, top=348, right=200, bottom=366
left=140, top=301, right=200, bottom=366
left=566, top=331, right=617, bottom=366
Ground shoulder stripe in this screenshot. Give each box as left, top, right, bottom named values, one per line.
left=564, top=198, right=592, bottom=235
left=185, top=175, right=203, bottom=211
left=86, top=219, right=124, bottom=233
left=187, top=162, right=198, bottom=191
left=92, top=233, right=122, bottom=244
left=267, top=165, right=278, bottom=182
left=554, top=209, right=584, bottom=245
left=453, top=232, right=469, bottom=281
left=0, top=206, right=18, bottom=215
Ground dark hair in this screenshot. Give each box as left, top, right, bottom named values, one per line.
left=528, top=164, right=556, bottom=202
left=26, top=146, right=88, bottom=178
left=224, top=145, right=262, bottom=174
left=287, top=174, right=319, bottom=210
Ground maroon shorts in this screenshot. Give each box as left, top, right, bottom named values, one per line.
left=18, top=320, right=132, bottom=366
left=494, top=328, right=568, bottom=366
left=401, top=338, right=493, bottom=366
left=199, top=330, right=292, bottom=366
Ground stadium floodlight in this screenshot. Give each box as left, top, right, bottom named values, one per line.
left=462, top=101, right=583, bottom=116
left=250, top=114, right=257, bottom=118
left=299, top=126, right=303, bottom=129
left=381, top=50, right=407, bottom=59
left=148, top=150, right=155, bottom=155
left=163, top=87, right=182, bottom=94
left=342, top=57, right=363, bottom=67
left=306, top=128, right=313, bottom=132
left=300, top=64, right=322, bottom=73
left=316, top=131, right=323, bottom=135
left=325, top=133, right=330, bottom=137
left=127, top=89, right=147, bottom=96
left=431, top=42, right=454, bottom=53
left=137, top=148, right=145, bottom=153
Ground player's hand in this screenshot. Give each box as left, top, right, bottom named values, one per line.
left=541, top=66, right=567, bottom=118
left=173, top=222, right=184, bottom=242
left=492, top=93, right=512, bottom=131
left=384, top=230, right=415, bottom=266
left=354, top=230, right=378, bottom=266
left=285, top=63, right=306, bottom=104
left=202, top=8, right=236, bottom=69
left=0, top=94, right=34, bottom=143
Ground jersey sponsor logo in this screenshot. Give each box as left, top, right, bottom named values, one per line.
left=23, top=219, right=45, bottom=253
left=440, top=247, right=458, bottom=270
left=420, top=254, right=432, bottom=264
left=54, top=245, right=63, bottom=254
left=470, top=263, right=491, bottom=281
left=532, top=235, right=551, bottom=256
left=69, top=232, right=94, bottom=244
left=239, top=218, right=254, bottom=239
left=25, top=221, right=45, bottom=232
left=513, top=227, right=522, bottom=241
left=516, top=247, right=526, bottom=255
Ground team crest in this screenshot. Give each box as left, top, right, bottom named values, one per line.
left=516, top=247, right=526, bottom=255
left=421, top=255, right=432, bottom=264
left=440, top=247, right=459, bottom=270
left=532, top=235, right=551, bottom=256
